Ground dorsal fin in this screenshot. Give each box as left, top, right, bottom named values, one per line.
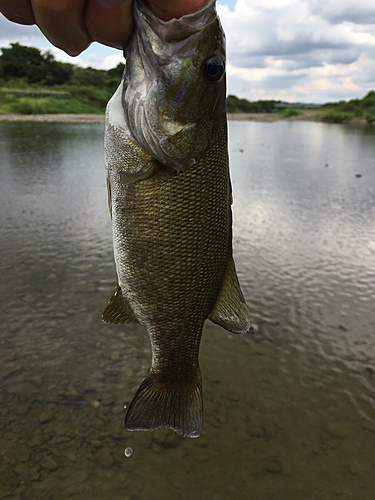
left=102, top=284, right=139, bottom=324
left=209, top=257, right=250, bottom=334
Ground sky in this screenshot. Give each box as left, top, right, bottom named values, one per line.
left=1, top=0, right=375, bottom=103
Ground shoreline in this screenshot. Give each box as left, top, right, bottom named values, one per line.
left=0, top=113, right=275, bottom=123
left=0, top=111, right=371, bottom=126
left=0, top=113, right=105, bottom=123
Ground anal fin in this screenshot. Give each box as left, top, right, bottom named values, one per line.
left=102, top=284, right=139, bottom=324
left=209, top=257, right=250, bottom=334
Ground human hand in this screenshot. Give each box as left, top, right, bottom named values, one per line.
left=0, top=0, right=207, bottom=56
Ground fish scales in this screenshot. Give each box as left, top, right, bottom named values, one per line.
left=103, top=0, right=250, bottom=437
left=115, top=117, right=230, bottom=362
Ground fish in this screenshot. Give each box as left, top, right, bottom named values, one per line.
left=103, top=0, right=250, bottom=438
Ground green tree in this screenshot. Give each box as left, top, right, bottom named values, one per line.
left=0, top=43, right=73, bottom=85
left=362, top=90, right=375, bottom=108
left=70, top=65, right=123, bottom=93
left=44, top=58, right=74, bottom=86
left=73, top=66, right=110, bottom=87
left=0, top=43, right=44, bottom=81
left=226, top=94, right=278, bottom=113
left=107, top=62, right=125, bottom=79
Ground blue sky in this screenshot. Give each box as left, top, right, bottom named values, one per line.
left=1, top=0, right=375, bottom=103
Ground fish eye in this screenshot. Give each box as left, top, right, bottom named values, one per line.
left=203, top=56, right=225, bottom=82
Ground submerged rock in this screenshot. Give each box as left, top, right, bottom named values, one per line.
left=247, top=425, right=266, bottom=438
left=153, top=429, right=180, bottom=449
left=28, top=435, right=44, bottom=447
left=322, top=422, right=352, bottom=438
left=14, top=464, right=30, bottom=477
left=40, top=455, right=58, bottom=471
left=261, top=457, right=283, bottom=474
left=94, top=448, right=114, bottom=468
left=38, top=406, right=54, bottom=424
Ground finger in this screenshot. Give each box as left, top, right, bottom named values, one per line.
left=0, top=0, right=35, bottom=25
left=31, top=0, right=92, bottom=56
left=84, top=0, right=133, bottom=50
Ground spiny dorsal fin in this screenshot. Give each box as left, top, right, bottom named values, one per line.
left=209, top=257, right=250, bottom=334
left=102, top=284, right=139, bottom=324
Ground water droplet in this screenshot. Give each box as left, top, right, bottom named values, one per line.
left=124, top=447, right=133, bottom=458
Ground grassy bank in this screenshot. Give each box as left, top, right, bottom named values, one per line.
left=0, top=44, right=121, bottom=114
left=227, top=91, right=375, bottom=125
left=318, top=90, right=375, bottom=124
left=0, top=85, right=113, bottom=115
left=1, top=84, right=375, bottom=127
left=2, top=89, right=374, bottom=126
left=275, top=91, right=375, bottom=124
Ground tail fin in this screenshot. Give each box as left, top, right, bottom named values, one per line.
left=125, top=373, right=203, bottom=438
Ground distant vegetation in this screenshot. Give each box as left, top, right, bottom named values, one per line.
left=276, top=107, right=301, bottom=118
left=0, top=43, right=124, bottom=114
left=226, top=92, right=375, bottom=124
left=1, top=44, right=375, bottom=123
left=226, top=94, right=279, bottom=113
left=320, top=91, right=375, bottom=124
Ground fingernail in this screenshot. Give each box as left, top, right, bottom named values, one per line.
left=96, top=0, right=125, bottom=8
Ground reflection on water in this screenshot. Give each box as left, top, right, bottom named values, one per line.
left=1, top=120, right=374, bottom=499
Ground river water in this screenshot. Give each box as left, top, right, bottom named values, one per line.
left=0, top=119, right=374, bottom=499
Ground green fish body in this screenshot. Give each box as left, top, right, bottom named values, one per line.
left=103, top=0, right=250, bottom=438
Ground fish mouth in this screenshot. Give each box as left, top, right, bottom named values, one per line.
left=137, top=0, right=217, bottom=47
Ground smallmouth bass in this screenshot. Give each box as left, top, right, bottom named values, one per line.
left=103, top=0, right=250, bottom=438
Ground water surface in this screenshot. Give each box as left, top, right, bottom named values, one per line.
left=1, top=120, right=374, bottom=499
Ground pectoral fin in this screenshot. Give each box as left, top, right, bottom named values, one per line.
left=106, top=175, right=112, bottom=219
left=102, top=284, right=139, bottom=324
left=209, top=257, right=250, bottom=334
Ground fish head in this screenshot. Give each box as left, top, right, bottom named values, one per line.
left=123, top=0, right=226, bottom=172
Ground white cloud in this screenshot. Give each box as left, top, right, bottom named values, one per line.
left=217, top=0, right=375, bottom=102
left=84, top=53, right=125, bottom=70
left=309, top=0, right=375, bottom=24
left=1, top=1, right=375, bottom=102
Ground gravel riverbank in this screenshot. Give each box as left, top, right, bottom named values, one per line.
left=0, top=111, right=371, bottom=125
left=0, top=114, right=105, bottom=123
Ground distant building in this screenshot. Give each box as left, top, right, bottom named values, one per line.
left=274, top=102, right=321, bottom=109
